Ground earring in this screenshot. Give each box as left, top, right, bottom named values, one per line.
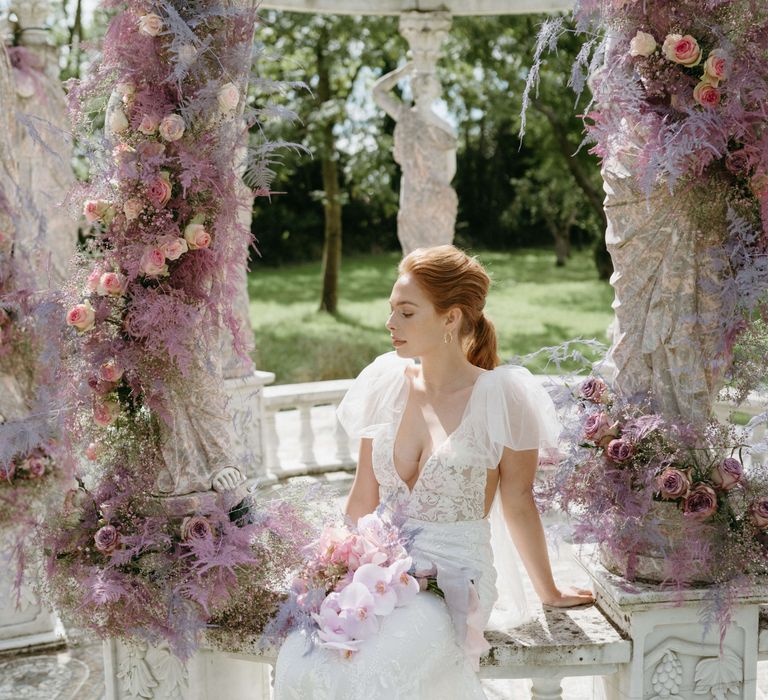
left=443, top=331, right=453, bottom=344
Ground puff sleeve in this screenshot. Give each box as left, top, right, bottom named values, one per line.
left=335, top=352, right=410, bottom=439
left=469, top=365, right=561, bottom=464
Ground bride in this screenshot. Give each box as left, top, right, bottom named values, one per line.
left=273, top=245, right=593, bottom=699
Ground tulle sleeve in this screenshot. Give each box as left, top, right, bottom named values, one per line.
left=335, top=352, right=410, bottom=439
left=470, top=365, right=561, bottom=464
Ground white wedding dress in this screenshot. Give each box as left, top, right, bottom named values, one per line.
left=273, top=352, right=560, bottom=700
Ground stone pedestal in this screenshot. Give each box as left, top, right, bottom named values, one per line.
left=104, top=639, right=272, bottom=700
left=588, top=560, right=767, bottom=700
left=223, top=369, right=275, bottom=483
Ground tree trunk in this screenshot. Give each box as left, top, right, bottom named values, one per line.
left=317, top=37, right=342, bottom=314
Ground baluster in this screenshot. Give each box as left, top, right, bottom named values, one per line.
left=299, top=404, right=317, bottom=466
left=263, top=409, right=280, bottom=476
left=530, top=676, right=563, bottom=700
left=333, top=409, right=353, bottom=465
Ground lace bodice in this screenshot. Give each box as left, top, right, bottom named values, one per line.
left=337, top=352, right=560, bottom=523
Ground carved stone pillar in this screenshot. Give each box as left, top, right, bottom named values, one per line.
left=589, top=561, right=764, bottom=700
left=398, top=10, right=452, bottom=75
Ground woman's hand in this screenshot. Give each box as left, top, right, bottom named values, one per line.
left=539, top=586, right=595, bottom=609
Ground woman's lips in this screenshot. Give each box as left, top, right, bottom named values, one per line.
left=392, top=339, right=406, bottom=347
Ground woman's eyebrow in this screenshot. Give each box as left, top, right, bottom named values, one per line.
left=388, top=300, right=419, bottom=307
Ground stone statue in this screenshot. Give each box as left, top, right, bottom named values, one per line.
left=373, top=11, right=457, bottom=255
left=602, top=120, right=728, bottom=426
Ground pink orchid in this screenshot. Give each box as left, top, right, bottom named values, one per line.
left=336, top=582, right=380, bottom=640
left=387, top=556, right=419, bottom=606
left=352, top=563, right=397, bottom=616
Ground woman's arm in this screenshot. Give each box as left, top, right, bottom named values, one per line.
left=344, top=438, right=380, bottom=521
left=372, top=62, right=414, bottom=120
left=498, top=447, right=593, bottom=607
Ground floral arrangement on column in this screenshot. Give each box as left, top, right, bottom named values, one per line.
left=41, top=1, right=310, bottom=658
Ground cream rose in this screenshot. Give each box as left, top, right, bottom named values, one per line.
left=123, top=198, right=144, bottom=221
left=158, top=234, right=189, bottom=261
left=184, top=223, right=211, bottom=250
left=662, top=34, right=702, bottom=67
left=138, top=113, right=160, bottom=135
left=693, top=80, right=720, bottom=107
left=217, top=82, right=240, bottom=111
left=138, top=13, right=164, bottom=37
left=177, top=43, right=197, bottom=67
left=159, top=114, right=185, bottom=142
left=108, top=107, right=129, bottom=134
left=629, top=31, right=657, bottom=58
left=139, top=246, right=168, bottom=277
left=83, top=199, right=111, bottom=223
left=99, top=272, right=126, bottom=297
left=66, top=301, right=96, bottom=332
left=703, top=49, right=728, bottom=84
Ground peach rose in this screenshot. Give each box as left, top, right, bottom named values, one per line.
left=217, top=82, right=240, bottom=111
left=159, top=114, right=185, bottom=142
left=183, top=223, right=211, bottom=250
left=93, top=398, right=120, bottom=427
left=139, top=246, right=168, bottom=277
left=138, top=13, right=164, bottom=37
left=83, top=199, right=111, bottom=223
left=662, top=34, right=701, bottom=67
left=629, top=31, right=657, bottom=58
left=158, top=234, right=188, bottom=261
left=146, top=172, right=172, bottom=208
left=693, top=80, right=720, bottom=107
left=99, top=359, right=124, bottom=384
left=703, top=50, right=728, bottom=84
left=66, top=301, right=96, bottom=332
left=123, top=198, right=143, bottom=221
left=98, top=272, right=126, bottom=297
left=138, top=113, right=160, bottom=135
left=108, top=107, right=129, bottom=134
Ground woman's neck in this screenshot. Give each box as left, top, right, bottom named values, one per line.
left=416, top=350, right=478, bottom=394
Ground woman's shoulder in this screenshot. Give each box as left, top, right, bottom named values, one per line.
left=357, top=351, right=413, bottom=379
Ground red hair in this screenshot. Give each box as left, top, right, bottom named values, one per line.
left=398, top=245, right=500, bottom=370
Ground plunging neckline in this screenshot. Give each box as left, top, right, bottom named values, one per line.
left=391, top=366, right=486, bottom=495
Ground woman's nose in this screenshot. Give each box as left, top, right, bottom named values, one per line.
left=385, top=313, right=396, bottom=330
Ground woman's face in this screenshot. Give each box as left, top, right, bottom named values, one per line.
left=386, top=274, right=456, bottom=358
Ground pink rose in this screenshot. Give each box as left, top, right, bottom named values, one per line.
left=750, top=497, right=768, bottom=529
left=83, top=199, right=111, bottom=223
left=146, top=172, right=172, bottom=208
left=703, top=50, right=728, bottom=84
left=583, top=412, right=611, bottom=441
left=113, top=143, right=135, bottom=164
left=655, top=468, right=690, bottom=500
left=138, top=13, right=164, bottom=37
left=85, top=442, right=101, bottom=461
left=158, top=234, right=188, bottom=261
left=94, top=524, right=120, bottom=554
left=86, top=266, right=104, bottom=293
left=217, top=82, right=240, bottom=111
left=181, top=515, right=213, bottom=541
left=138, top=113, right=160, bottom=135
left=710, top=457, right=742, bottom=491
left=606, top=438, right=633, bottom=463
left=66, top=301, right=96, bottom=332
left=123, top=198, right=143, bottom=221
left=579, top=376, right=607, bottom=402
left=137, top=140, right=165, bottom=159
left=139, top=246, right=168, bottom=277
left=93, top=398, right=120, bottom=427
left=693, top=80, right=720, bottom=107
left=183, top=223, right=211, bottom=250
left=98, top=272, right=126, bottom=297
left=159, top=114, right=185, bottom=142
left=99, top=359, right=124, bottom=384
left=662, top=34, right=702, bottom=67
left=25, top=456, right=46, bottom=478
left=629, top=31, right=656, bottom=58
left=683, top=484, right=718, bottom=520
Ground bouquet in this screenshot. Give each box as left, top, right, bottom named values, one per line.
left=290, top=511, right=425, bottom=658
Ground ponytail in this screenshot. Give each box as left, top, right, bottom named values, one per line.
left=465, top=314, right=500, bottom=370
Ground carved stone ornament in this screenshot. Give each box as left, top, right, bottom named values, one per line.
left=693, top=652, right=743, bottom=700
left=117, top=641, right=189, bottom=700
left=649, top=649, right=683, bottom=700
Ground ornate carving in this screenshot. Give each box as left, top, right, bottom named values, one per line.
left=693, top=653, right=742, bottom=700
left=145, top=644, right=189, bottom=700
left=117, top=642, right=159, bottom=699
left=649, top=649, right=683, bottom=700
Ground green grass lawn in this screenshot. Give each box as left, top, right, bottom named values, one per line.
left=247, top=248, right=615, bottom=384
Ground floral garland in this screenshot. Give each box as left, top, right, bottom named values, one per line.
left=43, top=1, right=307, bottom=657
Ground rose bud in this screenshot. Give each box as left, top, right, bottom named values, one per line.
left=710, top=457, right=742, bottom=491
left=99, top=359, right=124, bottom=384
left=629, top=31, right=656, bottom=57
left=85, top=442, right=101, bottom=461
left=66, top=301, right=96, bottom=332
left=655, top=468, right=690, bottom=500
left=703, top=49, right=728, bottom=84
left=94, top=524, right=120, bottom=554
left=683, top=484, right=718, bottom=521
left=83, top=199, right=111, bottom=224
